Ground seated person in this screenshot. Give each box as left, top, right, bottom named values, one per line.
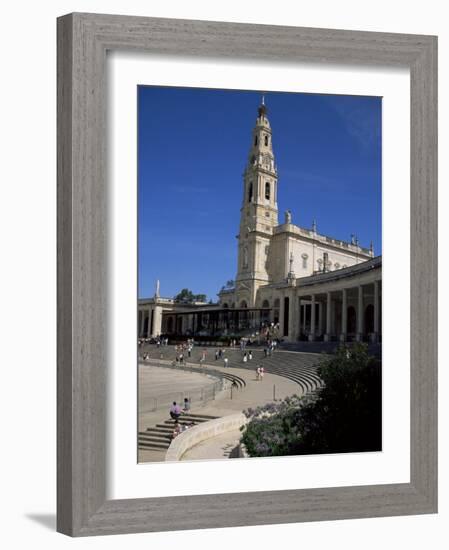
left=169, top=401, right=181, bottom=420
left=172, top=421, right=182, bottom=439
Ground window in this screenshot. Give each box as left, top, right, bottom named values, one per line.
left=254, top=135, right=258, bottom=146
left=265, top=211, right=270, bottom=217
left=265, top=135, right=269, bottom=146
left=248, top=182, right=253, bottom=202
left=265, top=182, right=271, bottom=200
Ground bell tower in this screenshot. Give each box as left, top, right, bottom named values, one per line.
left=235, top=97, right=279, bottom=307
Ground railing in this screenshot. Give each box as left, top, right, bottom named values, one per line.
left=139, top=376, right=228, bottom=413
left=139, top=359, right=232, bottom=413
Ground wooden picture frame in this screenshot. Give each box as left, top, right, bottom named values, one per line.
left=57, top=12, right=437, bottom=536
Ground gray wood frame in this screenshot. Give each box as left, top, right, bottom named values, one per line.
left=57, top=12, right=437, bottom=536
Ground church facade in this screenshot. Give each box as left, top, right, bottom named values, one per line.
left=138, top=100, right=381, bottom=344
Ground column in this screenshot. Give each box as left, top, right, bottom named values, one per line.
left=152, top=306, right=162, bottom=337
left=356, top=285, right=364, bottom=341
left=340, top=288, right=347, bottom=342
left=324, top=292, right=332, bottom=342
left=309, top=295, right=316, bottom=341
left=288, top=293, right=297, bottom=341
left=373, top=280, right=380, bottom=342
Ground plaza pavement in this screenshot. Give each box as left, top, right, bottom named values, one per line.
left=138, top=359, right=300, bottom=463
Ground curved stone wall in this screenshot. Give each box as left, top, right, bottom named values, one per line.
left=165, top=413, right=247, bottom=461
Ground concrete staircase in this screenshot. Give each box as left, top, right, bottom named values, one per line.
left=138, top=412, right=219, bottom=452
left=281, top=341, right=381, bottom=358
left=142, top=346, right=324, bottom=396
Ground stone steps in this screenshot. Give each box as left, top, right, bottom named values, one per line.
left=141, top=346, right=325, bottom=399
left=138, top=412, right=220, bottom=452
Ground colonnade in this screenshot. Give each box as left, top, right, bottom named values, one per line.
left=138, top=305, right=163, bottom=338
left=296, top=280, right=381, bottom=343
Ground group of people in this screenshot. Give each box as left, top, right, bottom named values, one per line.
left=263, top=339, right=278, bottom=357
left=169, top=398, right=191, bottom=420
left=169, top=398, right=193, bottom=439
left=156, top=337, right=169, bottom=348
left=242, top=350, right=254, bottom=363
left=171, top=419, right=195, bottom=439
left=214, top=348, right=229, bottom=368
left=214, top=348, right=226, bottom=360
left=173, top=341, right=194, bottom=364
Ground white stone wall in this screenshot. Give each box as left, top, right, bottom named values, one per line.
left=267, top=227, right=372, bottom=282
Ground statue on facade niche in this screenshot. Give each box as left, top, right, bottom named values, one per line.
left=285, top=210, right=292, bottom=224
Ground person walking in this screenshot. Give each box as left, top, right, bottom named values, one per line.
left=260, top=366, right=265, bottom=381
left=256, top=366, right=261, bottom=381
left=224, top=357, right=229, bottom=368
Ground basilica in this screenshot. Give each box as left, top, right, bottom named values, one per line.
left=138, top=99, right=381, bottom=344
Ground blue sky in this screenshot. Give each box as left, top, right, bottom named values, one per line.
left=138, top=87, right=382, bottom=301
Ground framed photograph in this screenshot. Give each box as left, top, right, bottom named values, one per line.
left=57, top=13, right=437, bottom=536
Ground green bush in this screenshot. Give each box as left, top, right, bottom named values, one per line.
left=241, top=343, right=382, bottom=456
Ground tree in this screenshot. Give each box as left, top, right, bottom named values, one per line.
left=174, top=288, right=194, bottom=302
left=292, top=343, right=382, bottom=454
left=240, top=343, right=381, bottom=457
left=173, top=288, right=207, bottom=303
